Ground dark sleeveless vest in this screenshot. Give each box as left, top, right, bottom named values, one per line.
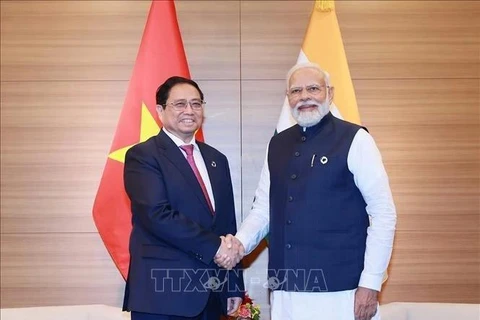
left=267, top=112, right=369, bottom=292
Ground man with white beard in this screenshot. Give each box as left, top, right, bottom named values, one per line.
left=215, top=63, right=397, bottom=320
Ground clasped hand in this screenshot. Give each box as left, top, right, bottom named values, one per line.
left=214, top=234, right=245, bottom=269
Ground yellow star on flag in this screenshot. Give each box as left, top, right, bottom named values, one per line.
left=108, top=102, right=160, bottom=164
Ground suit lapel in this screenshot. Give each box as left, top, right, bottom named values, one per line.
left=198, top=142, right=221, bottom=222
left=155, top=131, right=211, bottom=215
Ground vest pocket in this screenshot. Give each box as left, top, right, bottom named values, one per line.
left=307, top=155, right=348, bottom=189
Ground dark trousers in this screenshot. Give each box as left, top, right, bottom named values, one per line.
left=131, top=292, right=222, bottom=320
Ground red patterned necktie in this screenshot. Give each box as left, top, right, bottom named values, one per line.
left=180, top=144, right=214, bottom=215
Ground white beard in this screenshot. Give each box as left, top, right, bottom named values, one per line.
left=291, top=99, right=330, bottom=127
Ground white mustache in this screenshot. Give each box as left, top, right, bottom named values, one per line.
left=295, top=100, right=321, bottom=109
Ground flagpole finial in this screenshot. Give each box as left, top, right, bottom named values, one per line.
left=315, top=0, right=335, bottom=12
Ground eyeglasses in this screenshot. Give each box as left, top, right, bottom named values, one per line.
left=164, top=99, right=206, bottom=111
left=287, top=84, right=330, bottom=98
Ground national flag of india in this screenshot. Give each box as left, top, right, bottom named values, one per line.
left=276, top=0, right=361, bottom=133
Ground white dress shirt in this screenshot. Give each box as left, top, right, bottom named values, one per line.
left=162, top=128, right=215, bottom=211
left=236, top=127, right=397, bottom=292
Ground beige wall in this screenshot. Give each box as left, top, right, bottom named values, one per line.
left=1, top=0, right=479, bottom=316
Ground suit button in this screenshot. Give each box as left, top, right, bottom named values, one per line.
left=286, top=220, right=292, bottom=225
left=294, top=151, right=300, bottom=157
left=285, top=244, right=292, bottom=249
left=291, top=174, right=297, bottom=180
left=288, top=196, right=293, bottom=202
left=301, top=136, right=306, bottom=142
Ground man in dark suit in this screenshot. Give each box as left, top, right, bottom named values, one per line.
left=123, top=76, right=244, bottom=320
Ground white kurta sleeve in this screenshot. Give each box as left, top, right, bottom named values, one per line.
left=348, top=129, right=397, bottom=291
left=235, top=149, right=271, bottom=254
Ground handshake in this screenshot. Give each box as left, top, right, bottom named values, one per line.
left=214, top=234, right=245, bottom=270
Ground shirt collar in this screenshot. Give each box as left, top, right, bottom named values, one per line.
left=162, top=128, right=199, bottom=150
left=297, top=111, right=333, bottom=138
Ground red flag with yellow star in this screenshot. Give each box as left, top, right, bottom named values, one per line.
left=92, top=0, right=203, bottom=280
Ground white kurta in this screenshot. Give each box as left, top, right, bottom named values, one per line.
left=236, top=127, right=396, bottom=320
left=271, top=289, right=381, bottom=320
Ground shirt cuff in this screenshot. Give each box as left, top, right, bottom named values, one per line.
left=234, top=231, right=250, bottom=255
left=358, top=272, right=385, bottom=292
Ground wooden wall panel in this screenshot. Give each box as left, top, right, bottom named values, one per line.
left=0, top=80, right=241, bottom=233
left=0, top=233, right=124, bottom=307
left=196, top=80, right=242, bottom=221
left=354, top=79, right=479, bottom=234
left=176, top=1, right=240, bottom=80
left=382, top=231, right=480, bottom=303
left=241, top=1, right=480, bottom=80
left=240, top=80, right=286, bottom=214
left=336, top=1, right=480, bottom=80
left=240, top=1, right=312, bottom=80
left=387, top=232, right=479, bottom=285
left=1, top=81, right=124, bottom=233
left=0, top=1, right=149, bottom=81
left=0, top=0, right=240, bottom=81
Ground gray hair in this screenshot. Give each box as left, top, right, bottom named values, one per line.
left=286, top=62, right=331, bottom=89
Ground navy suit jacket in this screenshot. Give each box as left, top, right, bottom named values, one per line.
left=122, top=130, right=244, bottom=317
